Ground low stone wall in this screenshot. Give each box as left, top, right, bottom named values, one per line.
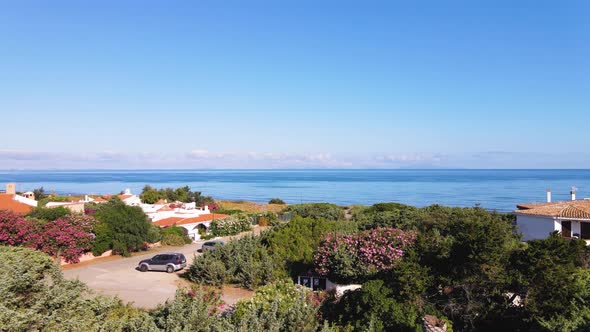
left=60, top=250, right=113, bottom=266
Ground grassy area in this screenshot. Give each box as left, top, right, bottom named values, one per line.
left=216, top=200, right=286, bottom=213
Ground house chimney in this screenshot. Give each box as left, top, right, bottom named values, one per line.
left=571, top=187, right=577, bottom=201
left=546, top=189, right=551, bottom=203
left=5, top=183, right=16, bottom=195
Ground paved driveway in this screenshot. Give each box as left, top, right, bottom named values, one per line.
left=63, top=242, right=204, bottom=309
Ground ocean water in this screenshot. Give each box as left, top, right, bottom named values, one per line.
left=0, top=169, right=589, bottom=212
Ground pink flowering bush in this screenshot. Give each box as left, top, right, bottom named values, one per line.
left=314, top=227, right=416, bottom=283
left=0, top=211, right=42, bottom=248
left=0, top=210, right=95, bottom=264
left=39, top=215, right=96, bottom=263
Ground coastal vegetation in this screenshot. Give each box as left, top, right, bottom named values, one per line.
left=0, top=246, right=323, bottom=331
left=0, top=211, right=95, bottom=263
left=1, top=199, right=590, bottom=331
left=91, top=197, right=153, bottom=256
left=268, top=198, right=285, bottom=204
left=284, top=203, right=344, bottom=220
left=182, top=202, right=590, bottom=331
left=209, top=213, right=253, bottom=237
left=140, top=185, right=214, bottom=206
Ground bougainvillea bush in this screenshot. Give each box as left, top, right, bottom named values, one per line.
left=38, top=215, right=96, bottom=263
left=0, top=211, right=42, bottom=247
left=314, top=227, right=416, bottom=283
left=0, top=211, right=95, bottom=263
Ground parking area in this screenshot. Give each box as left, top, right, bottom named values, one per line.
left=63, top=242, right=204, bottom=309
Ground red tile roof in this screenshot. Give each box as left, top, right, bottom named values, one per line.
left=118, top=194, right=133, bottom=200
left=0, top=194, right=34, bottom=215
left=515, top=200, right=590, bottom=219
left=157, top=205, right=174, bottom=212
left=153, top=213, right=229, bottom=227
left=152, top=217, right=184, bottom=227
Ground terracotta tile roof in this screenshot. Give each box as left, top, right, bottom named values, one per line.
left=157, top=205, right=174, bottom=212
left=92, top=197, right=107, bottom=202
left=153, top=217, right=184, bottom=227
left=515, top=200, right=590, bottom=219
left=176, top=214, right=229, bottom=226
left=118, top=194, right=133, bottom=200
left=0, top=194, right=34, bottom=215
left=153, top=213, right=229, bottom=227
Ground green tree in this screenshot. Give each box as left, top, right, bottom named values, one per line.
left=32, top=187, right=48, bottom=201
left=93, top=197, right=152, bottom=256
left=140, top=185, right=162, bottom=204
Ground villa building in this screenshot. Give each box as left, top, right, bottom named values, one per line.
left=153, top=213, right=229, bottom=241
left=0, top=183, right=38, bottom=215
left=515, top=189, right=590, bottom=244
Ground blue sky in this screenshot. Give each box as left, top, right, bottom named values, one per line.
left=0, top=1, right=588, bottom=169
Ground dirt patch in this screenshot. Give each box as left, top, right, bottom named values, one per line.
left=221, top=285, right=255, bottom=307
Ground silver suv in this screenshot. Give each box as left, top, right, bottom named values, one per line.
left=137, top=253, right=187, bottom=273
left=201, top=240, right=225, bottom=252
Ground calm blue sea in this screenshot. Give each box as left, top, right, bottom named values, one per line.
left=0, top=169, right=589, bottom=211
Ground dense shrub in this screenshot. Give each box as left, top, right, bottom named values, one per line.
left=209, top=214, right=252, bottom=236
left=262, top=216, right=358, bottom=278
left=284, top=203, right=344, bottom=220
left=151, top=286, right=225, bottom=331
left=38, top=215, right=95, bottom=263
left=160, top=226, right=186, bottom=237
left=352, top=202, right=422, bottom=230
left=323, top=279, right=422, bottom=332
left=161, top=234, right=192, bottom=246
left=314, top=227, right=416, bottom=283
left=0, top=246, right=159, bottom=331
left=186, top=235, right=277, bottom=289
left=0, top=210, right=42, bottom=247
left=147, top=225, right=163, bottom=243
left=230, top=280, right=322, bottom=332
left=0, top=212, right=95, bottom=263
left=268, top=198, right=286, bottom=205
left=27, top=206, right=71, bottom=221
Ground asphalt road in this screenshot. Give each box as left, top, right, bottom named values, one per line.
left=63, top=241, right=205, bottom=309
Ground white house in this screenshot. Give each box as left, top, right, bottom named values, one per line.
left=117, top=189, right=142, bottom=206
left=152, top=213, right=229, bottom=241
left=515, top=189, right=590, bottom=244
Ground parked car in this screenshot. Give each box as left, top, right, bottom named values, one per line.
left=137, top=253, right=187, bottom=273
left=201, top=240, right=225, bottom=252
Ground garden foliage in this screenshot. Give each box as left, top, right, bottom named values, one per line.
left=209, top=214, right=252, bottom=236
left=284, top=203, right=344, bottom=220
left=314, top=227, right=416, bottom=283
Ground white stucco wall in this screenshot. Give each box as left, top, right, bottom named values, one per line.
left=14, top=194, right=38, bottom=207
left=516, top=214, right=558, bottom=241
left=179, top=222, right=211, bottom=241
left=123, top=196, right=142, bottom=206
